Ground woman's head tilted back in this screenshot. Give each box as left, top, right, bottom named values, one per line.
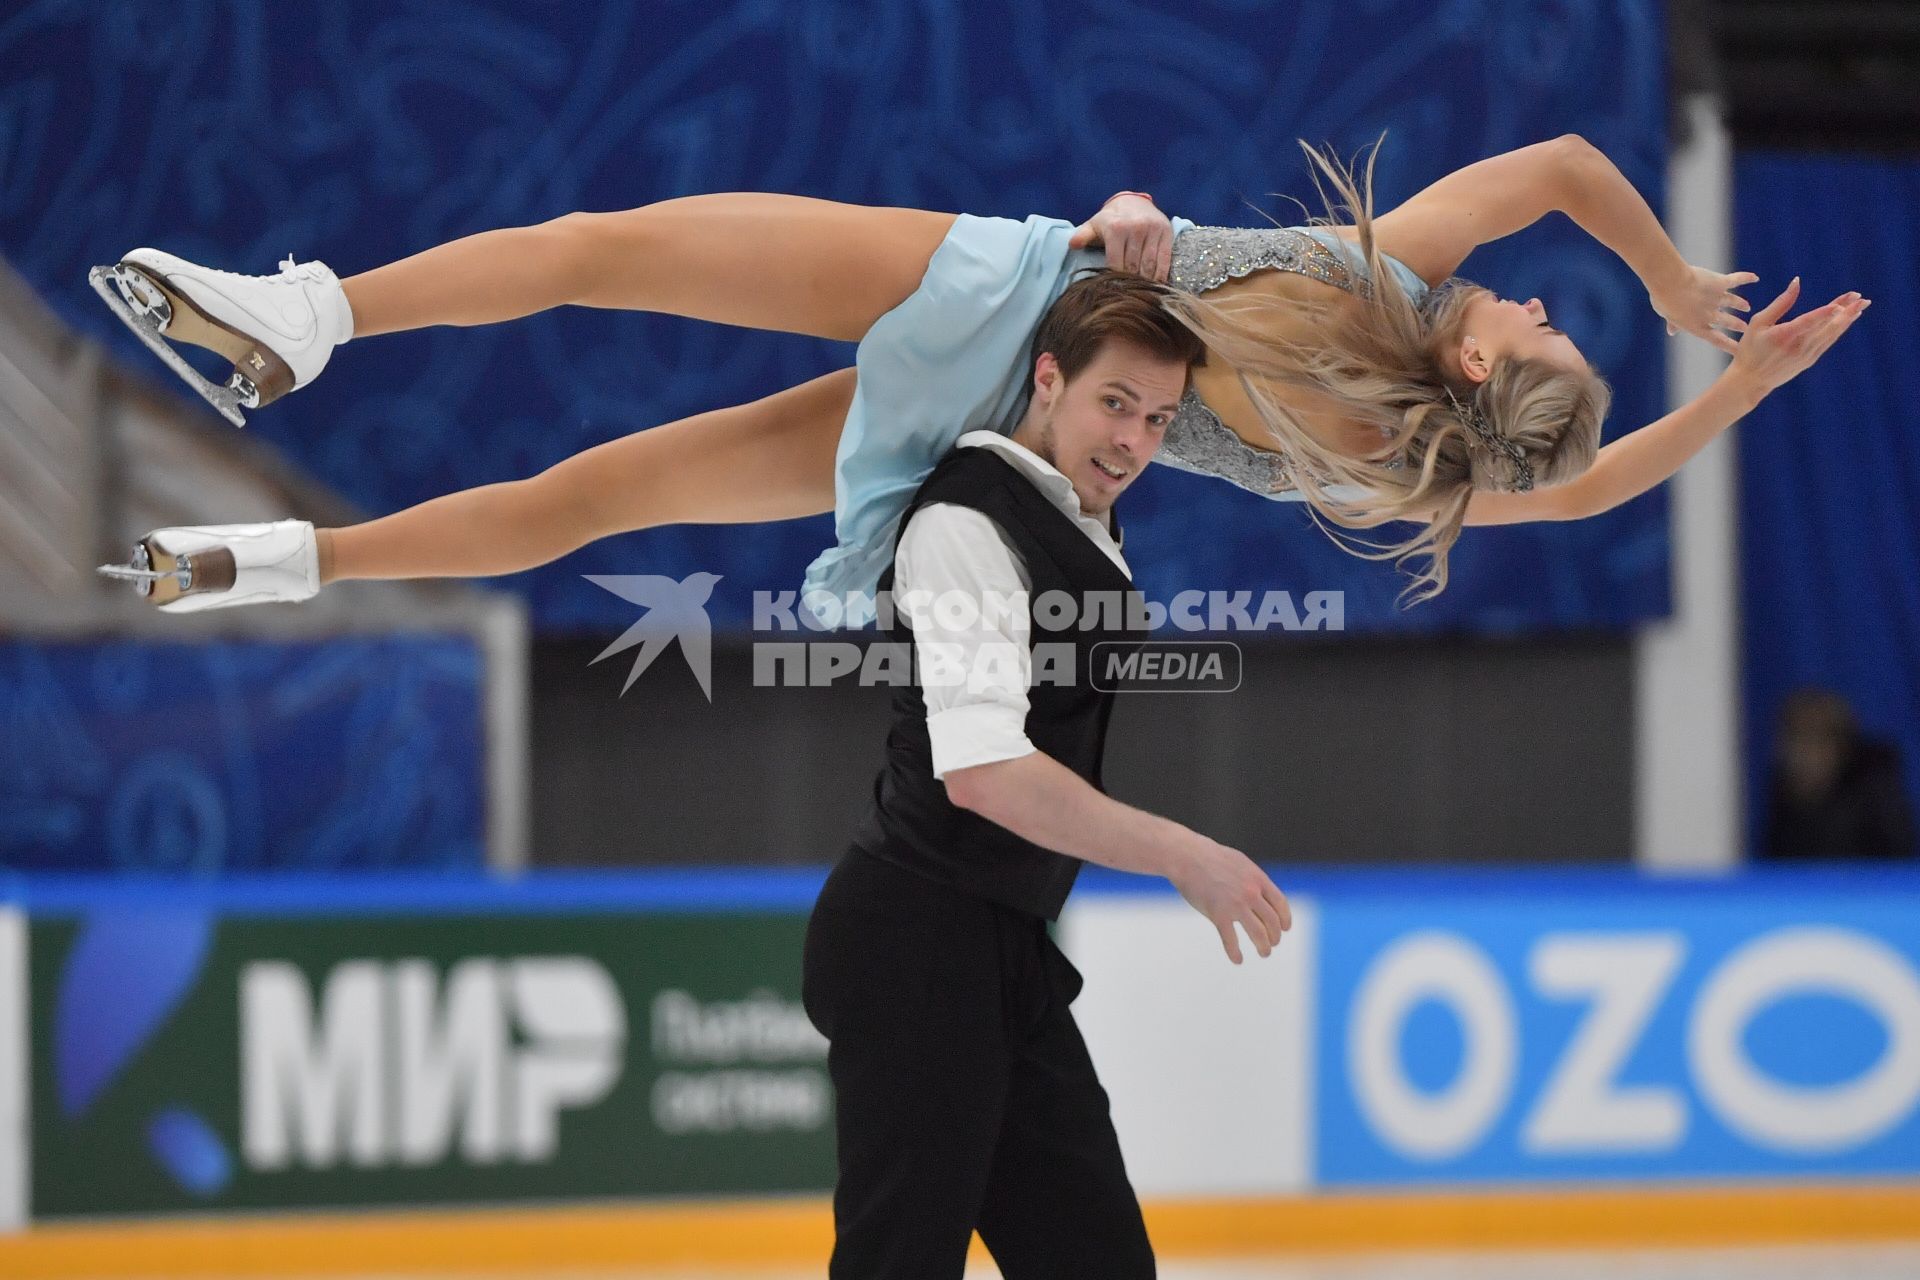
left=1422, top=281, right=1610, bottom=501
left=1167, top=140, right=1611, bottom=604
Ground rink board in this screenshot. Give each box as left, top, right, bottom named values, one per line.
left=0, top=867, right=1916, bottom=1255
left=1070, top=869, right=1920, bottom=1194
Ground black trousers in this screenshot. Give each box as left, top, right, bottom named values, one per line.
left=801, top=847, right=1156, bottom=1280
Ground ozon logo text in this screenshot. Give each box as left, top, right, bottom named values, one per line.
left=1346, top=926, right=1920, bottom=1162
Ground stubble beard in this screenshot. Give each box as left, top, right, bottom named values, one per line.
left=1027, top=402, right=1112, bottom=515
left=1030, top=407, right=1058, bottom=469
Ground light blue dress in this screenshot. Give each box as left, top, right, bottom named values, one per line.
left=800, top=213, right=1434, bottom=625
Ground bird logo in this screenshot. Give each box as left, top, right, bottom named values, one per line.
left=584, top=572, right=722, bottom=700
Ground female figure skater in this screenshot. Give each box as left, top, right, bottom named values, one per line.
left=91, top=135, right=1863, bottom=615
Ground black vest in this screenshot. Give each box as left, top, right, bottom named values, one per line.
left=850, top=446, right=1149, bottom=919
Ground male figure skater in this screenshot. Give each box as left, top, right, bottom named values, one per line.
left=801, top=270, right=1295, bottom=1279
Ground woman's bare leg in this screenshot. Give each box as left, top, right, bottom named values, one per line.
left=317, top=367, right=855, bottom=583
left=343, top=196, right=957, bottom=343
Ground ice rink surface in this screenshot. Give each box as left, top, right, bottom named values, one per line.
left=220, top=1243, right=1920, bottom=1280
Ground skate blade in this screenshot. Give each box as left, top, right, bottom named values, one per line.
left=95, top=261, right=284, bottom=409
left=96, top=564, right=175, bottom=584
left=96, top=538, right=196, bottom=605
left=88, top=264, right=251, bottom=427
left=99, top=539, right=159, bottom=600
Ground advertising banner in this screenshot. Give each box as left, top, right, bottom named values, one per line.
left=1064, top=892, right=1314, bottom=1196
left=29, top=906, right=833, bottom=1217
left=19, top=870, right=1920, bottom=1221
left=0, top=906, right=24, bottom=1231
left=1313, top=883, right=1920, bottom=1186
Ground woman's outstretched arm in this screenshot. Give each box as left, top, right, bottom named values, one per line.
left=1371, top=136, right=1753, bottom=352
left=1461, top=278, right=1867, bottom=526
left=318, top=368, right=854, bottom=582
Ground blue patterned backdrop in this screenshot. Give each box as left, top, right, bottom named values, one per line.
left=0, top=637, right=486, bottom=872
left=2, top=0, right=1670, bottom=632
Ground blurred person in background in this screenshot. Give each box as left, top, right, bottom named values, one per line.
left=1762, top=687, right=1916, bottom=862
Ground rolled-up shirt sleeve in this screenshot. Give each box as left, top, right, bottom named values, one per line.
left=893, top=503, right=1037, bottom=780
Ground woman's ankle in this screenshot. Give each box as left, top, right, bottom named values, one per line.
left=316, top=527, right=339, bottom=584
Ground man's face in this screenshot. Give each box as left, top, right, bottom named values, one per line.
left=1017, top=339, right=1187, bottom=517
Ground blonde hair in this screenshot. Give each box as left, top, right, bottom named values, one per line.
left=1165, top=140, right=1612, bottom=604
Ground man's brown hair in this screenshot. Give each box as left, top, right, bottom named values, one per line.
left=1030, top=268, right=1206, bottom=383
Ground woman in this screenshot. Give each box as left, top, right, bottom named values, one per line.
left=93, top=135, right=1863, bottom=615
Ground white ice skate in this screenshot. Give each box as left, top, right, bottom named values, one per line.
left=87, top=250, right=354, bottom=426
left=97, top=520, right=320, bottom=612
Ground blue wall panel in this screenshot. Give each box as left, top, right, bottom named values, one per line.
left=1733, top=151, right=1920, bottom=855
left=0, top=637, right=486, bottom=873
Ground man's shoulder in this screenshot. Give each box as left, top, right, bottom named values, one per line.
left=899, top=500, right=1013, bottom=547
left=917, top=444, right=1050, bottom=514
left=924, top=442, right=1024, bottom=487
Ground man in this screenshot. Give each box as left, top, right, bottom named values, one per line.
left=1763, top=686, right=1916, bottom=861
left=801, top=270, right=1295, bottom=1279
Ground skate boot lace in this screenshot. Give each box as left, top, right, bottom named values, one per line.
left=276, top=255, right=333, bottom=284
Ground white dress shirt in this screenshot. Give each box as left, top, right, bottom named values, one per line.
left=894, top=431, right=1131, bottom=780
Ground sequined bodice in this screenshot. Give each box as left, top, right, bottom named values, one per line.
left=1169, top=225, right=1377, bottom=298
left=1160, top=226, right=1410, bottom=497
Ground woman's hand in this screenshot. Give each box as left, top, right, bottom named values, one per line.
left=1068, top=192, right=1173, bottom=281
left=1652, top=263, right=1761, bottom=355
left=1725, top=276, right=1869, bottom=400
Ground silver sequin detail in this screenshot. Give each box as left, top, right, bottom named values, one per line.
left=1162, top=227, right=1402, bottom=495
left=1160, top=389, right=1294, bottom=494
left=1169, top=226, right=1368, bottom=299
